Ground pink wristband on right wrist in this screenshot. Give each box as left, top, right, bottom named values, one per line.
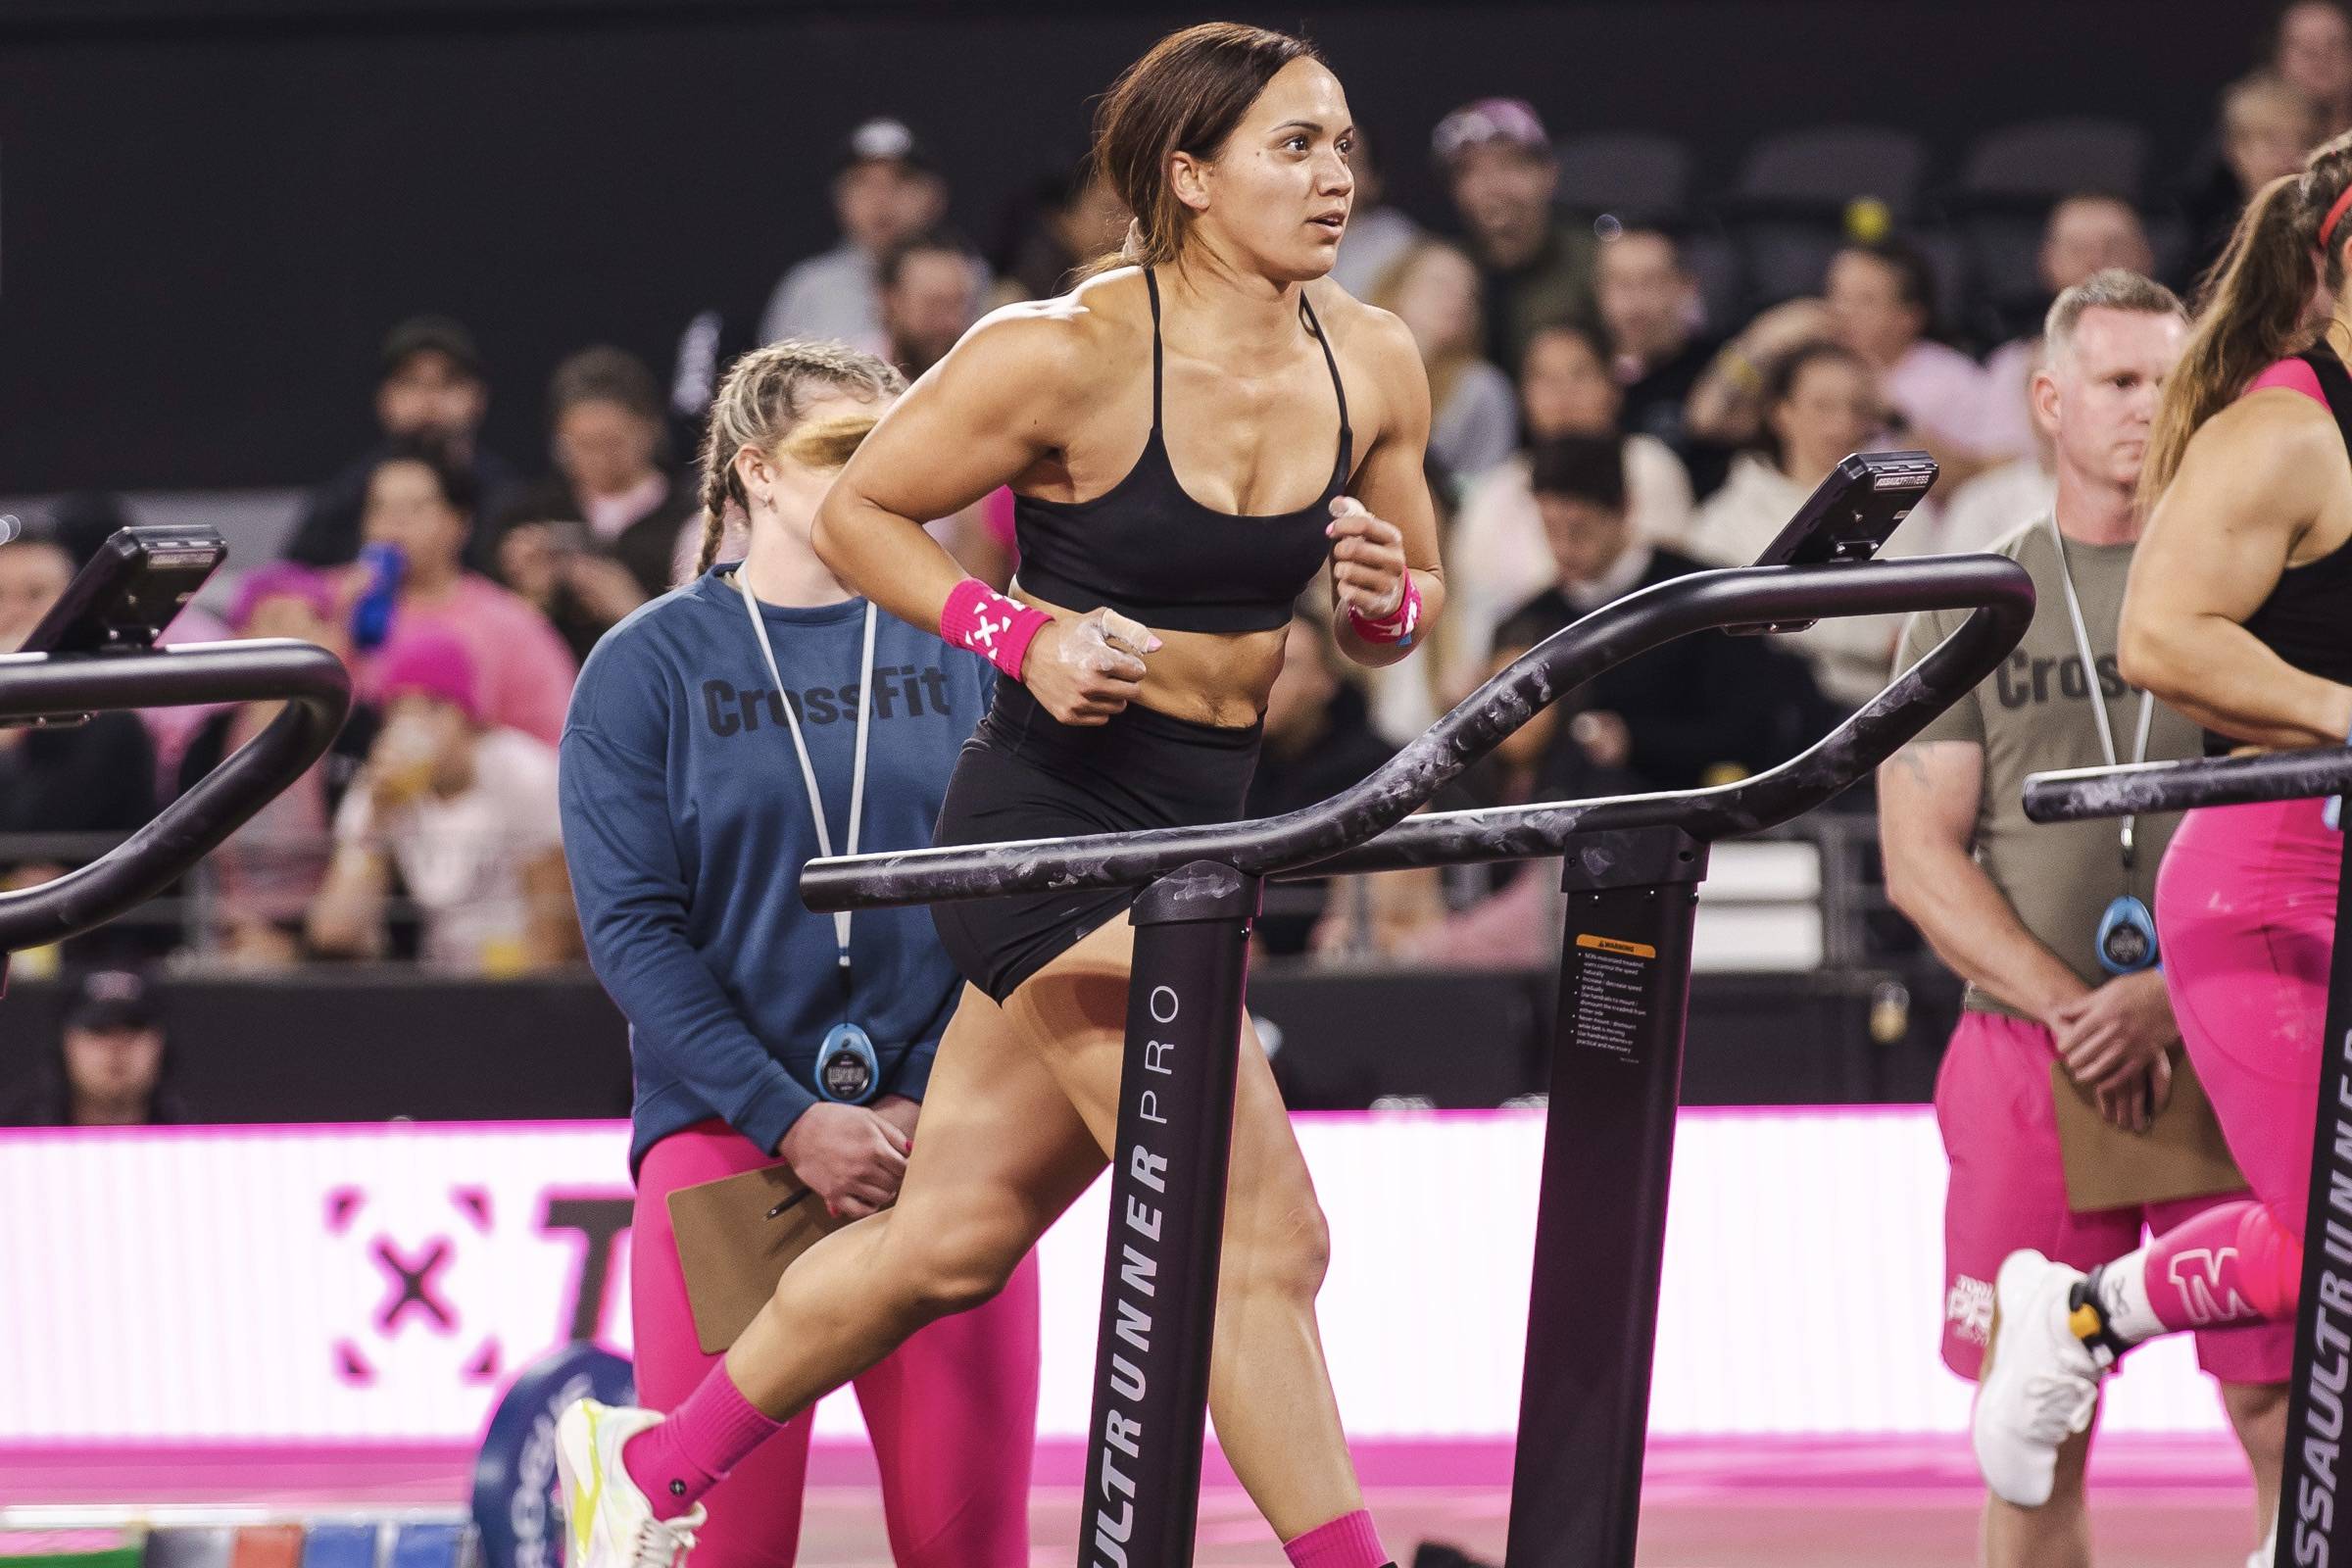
left=940, top=577, right=1052, bottom=679
left=1346, top=573, right=1423, bottom=647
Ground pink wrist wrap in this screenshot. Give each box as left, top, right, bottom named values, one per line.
left=1347, top=573, right=1423, bottom=646
left=940, top=577, right=1051, bottom=679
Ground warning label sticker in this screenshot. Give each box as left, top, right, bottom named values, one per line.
left=1571, top=932, right=1652, bottom=1056
left=1575, top=933, right=1657, bottom=959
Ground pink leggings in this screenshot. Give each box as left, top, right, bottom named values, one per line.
left=631, top=1120, right=1042, bottom=1568
left=2139, top=800, right=2341, bottom=1334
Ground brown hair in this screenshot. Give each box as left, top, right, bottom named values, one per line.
left=691, top=341, right=905, bottom=577
left=549, top=344, right=664, bottom=424
left=2143, top=129, right=2352, bottom=501
left=1757, top=339, right=1869, bottom=471
left=1083, top=22, right=1322, bottom=277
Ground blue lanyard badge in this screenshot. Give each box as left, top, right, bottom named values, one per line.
left=738, top=572, right=884, bottom=1102
left=2047, top=521, right=2159, bottom=975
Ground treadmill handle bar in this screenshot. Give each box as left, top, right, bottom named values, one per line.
left=0, top=638, right=354, bottom=955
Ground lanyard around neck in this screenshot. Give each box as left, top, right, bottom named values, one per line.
left=736, top=569, right=876, bottom=969
left=2046, top=517, right=2155, bottom=868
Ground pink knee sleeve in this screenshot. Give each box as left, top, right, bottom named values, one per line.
left=2143, top=1199, right=2303, bottom=1331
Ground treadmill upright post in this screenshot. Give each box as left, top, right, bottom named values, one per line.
left=1077, top=860, right=1260, bottom=1568
left=2276, top=823, right=2352, bottom=1568
left=1508, top=826, right=1710, bottom=1568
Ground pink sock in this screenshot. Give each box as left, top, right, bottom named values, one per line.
left=1282, top=1509, right=1388, bottom=1568
left=2111, top=1199, right=2302, bottom=1340
left=620, top=1361, right=782, bottom=1520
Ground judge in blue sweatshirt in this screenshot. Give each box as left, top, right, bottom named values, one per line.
left=559, top=341, right=1038, bottom=1567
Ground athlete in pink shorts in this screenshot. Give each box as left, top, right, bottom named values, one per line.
left=1883, top=270, right=2289, bottom=1568
left=1972, top=134, right=2352, bottom=1567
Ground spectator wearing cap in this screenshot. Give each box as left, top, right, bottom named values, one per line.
left=0, top=525, right=158, bottom=953
left=1431, top=97, right=1599, bottom=374
left=44, top=492, right=234, bottom=793
left=351, top=439, right=577, bottom=745
left=176, top=564, right=382, bottom=964
left=0, top=968, right=191, bottom=1127
left=759, top=118, right=990, bottom=353
left=1824, top=238, right=1994, bottom=477
left=284, top=317, right=519, bottom=570
left=1978, top=197, right=2155, bottom=463
left=486, top=346, right=687, bottom=662
left=1325, top=128, right=1422, bottom=299
left=307, top=628, right=576, bottom=973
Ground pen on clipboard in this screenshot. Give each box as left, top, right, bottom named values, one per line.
left=768, top=1187, right=815, bottom=1221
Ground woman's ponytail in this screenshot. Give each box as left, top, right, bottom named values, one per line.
left=2145, top=130, right=2352, bottom=502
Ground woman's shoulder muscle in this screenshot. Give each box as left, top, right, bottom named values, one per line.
left=2153, top=390, right=2349, bottom=578
left=2181, top=390, right=2345, bottom=515
left=943, top=270, right=1150, bottom=415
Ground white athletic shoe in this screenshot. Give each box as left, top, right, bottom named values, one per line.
left=2250, top=1519, right=2277, bottom=1568
left=554, top=1398, right=706, bottom=1568
left=1972, top=1249, right=2108, bottom=1508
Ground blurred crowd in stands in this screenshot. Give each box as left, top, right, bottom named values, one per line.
left=1, top=0, right=2341, bottom=991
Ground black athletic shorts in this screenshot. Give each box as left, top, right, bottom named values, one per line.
left=931, top=679, right=1261, bottom=1003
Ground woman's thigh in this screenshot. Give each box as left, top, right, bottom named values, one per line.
left=1001, top=919, right=1323, bottom=1258
left=882, top=982, right=1110, bottom=1264
left=2161, top=801, right=2339, bottom=1232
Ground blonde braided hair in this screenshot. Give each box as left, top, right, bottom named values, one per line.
left=691, top=340, right=906, bottom=577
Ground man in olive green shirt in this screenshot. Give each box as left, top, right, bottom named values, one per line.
left=1431, top=98, right=1599, bottom=374
left=1880, top=270, right=2286, bottom=1568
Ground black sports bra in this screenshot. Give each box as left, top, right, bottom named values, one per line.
left=1011, top=269, right=1352, bottom=634
left=2205, top=344, right=2352, bottom=755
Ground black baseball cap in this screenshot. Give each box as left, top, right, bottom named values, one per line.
left=837, top=117, right=938, bottom=177
left=66, top=967, right=161, bottom=1035
left=381, top=316, right=486, bottom=381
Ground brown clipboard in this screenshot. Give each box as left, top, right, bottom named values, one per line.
left=2049, top=1047, right=2250, bottom=1212
left=665, top=1162, right=846, bottom=1355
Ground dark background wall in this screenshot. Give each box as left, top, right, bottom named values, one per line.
left=0, top=963, right=1960, bottom=1119
left=0, top=0, right=2256, bottom=493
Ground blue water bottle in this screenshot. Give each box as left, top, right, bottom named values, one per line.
left=351, top=541, right=405, bottom=654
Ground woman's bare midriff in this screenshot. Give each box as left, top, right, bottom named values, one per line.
left=1013, top=586, right=1287, bottom=729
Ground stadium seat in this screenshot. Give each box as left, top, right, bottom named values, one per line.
left=1959, top=117, right=2149, bottom=206
left=1723, top=125, right=1932, bottom=307
left=1553, top=131, right=1693, bottom=222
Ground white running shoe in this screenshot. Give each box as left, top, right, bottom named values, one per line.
left=554, top=1398, right=706, bottom=1568
left=1972, top=1249, right=2108, bottom=1508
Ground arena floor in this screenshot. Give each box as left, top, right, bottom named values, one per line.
left=6, top=1437, right=2270, bottom=1567
left=804, top=1439, right=2269, bottom=1565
